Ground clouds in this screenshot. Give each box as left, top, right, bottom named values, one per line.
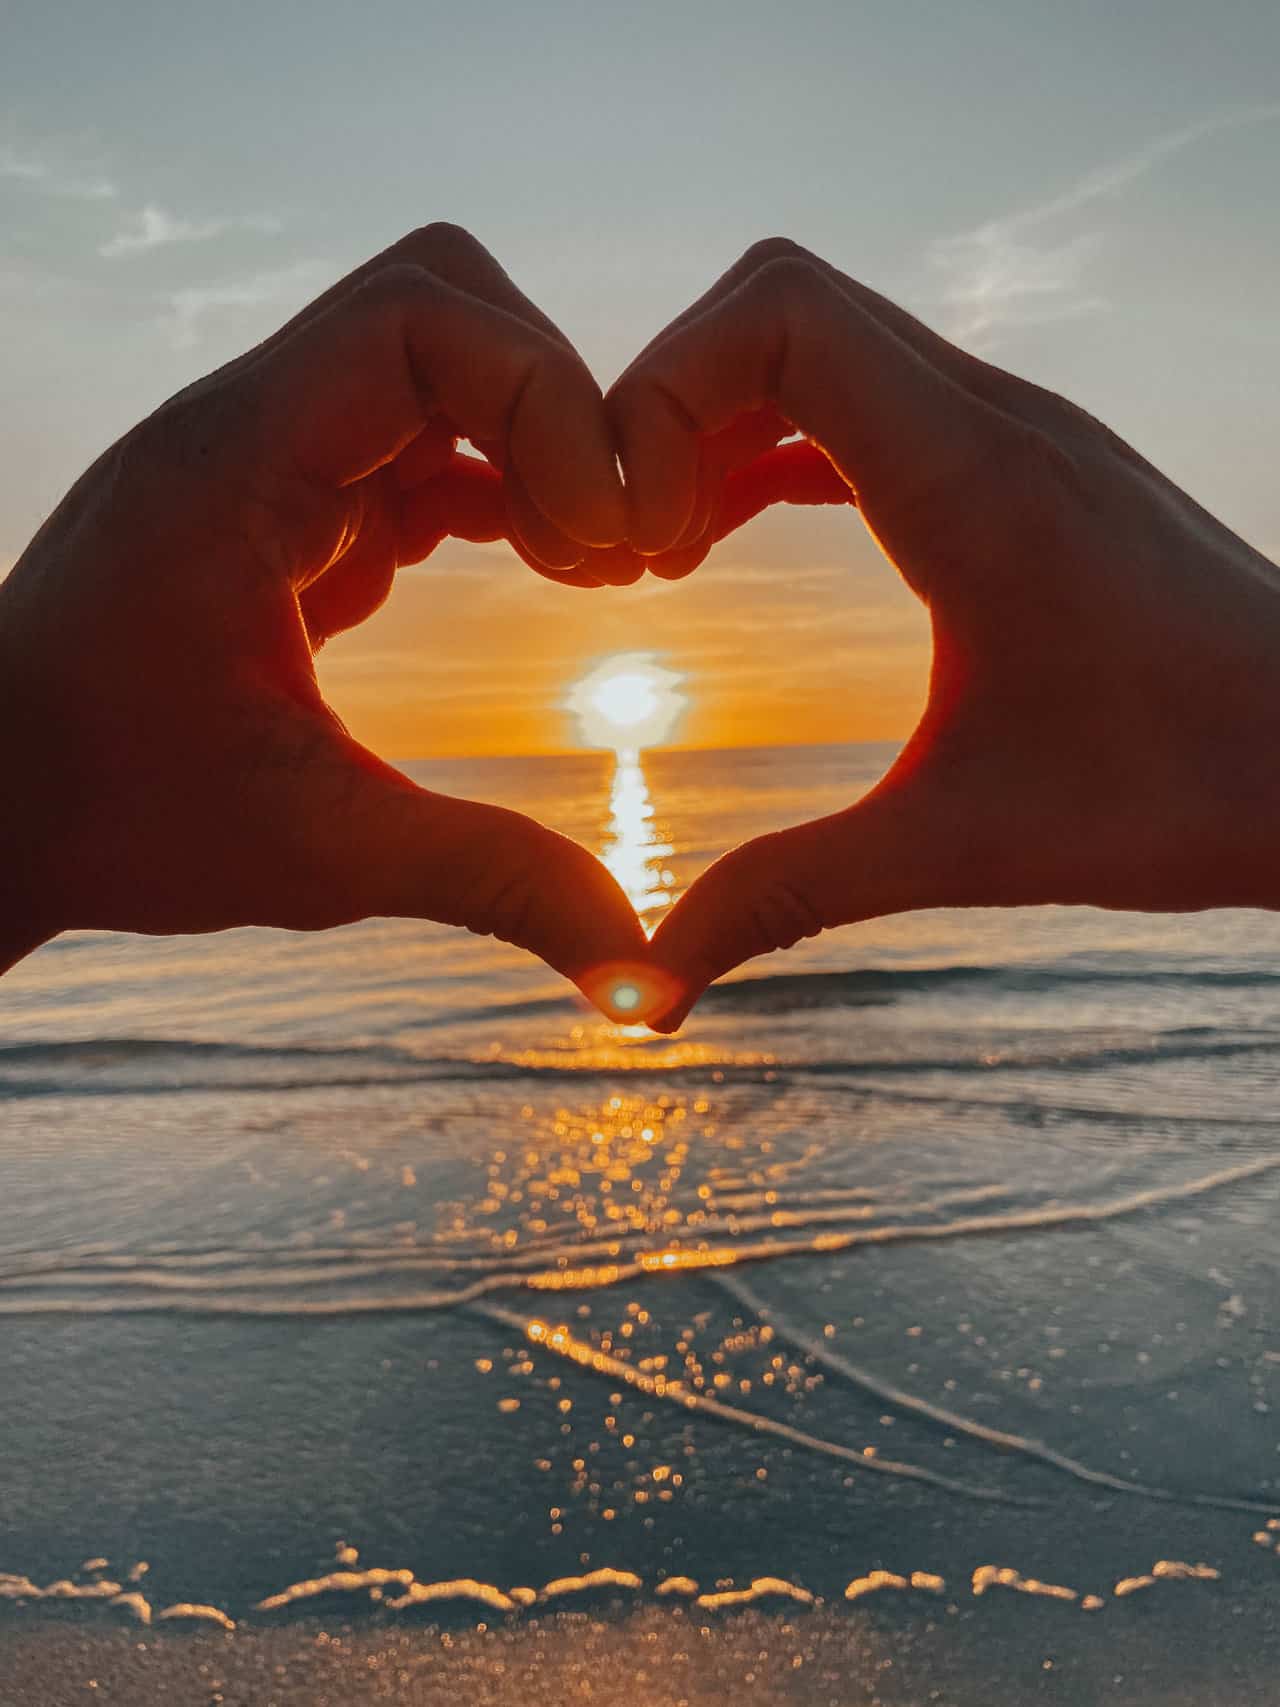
left=163, top=258, right=331, bottom=348
left=928, top=103, right=1280, bottom=348
left=0, top=142, right=117, bottom=201
left=928, top=226, right=1106, bottom=347
left=0, top=129, right=314, bottom=351
left=99, top=204, right=281, bottom=259
left=2, top=129, right=284, bottom=273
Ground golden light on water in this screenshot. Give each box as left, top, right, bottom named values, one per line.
left=599, top=751, right=674, bottom=922
left=585, top=754, right=681, bottom=1020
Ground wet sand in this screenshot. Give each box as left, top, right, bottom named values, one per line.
left=3, top=1591, right=1278, bottom=1707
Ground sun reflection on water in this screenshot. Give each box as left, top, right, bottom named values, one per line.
left=599, top=747, right=676, bottom=928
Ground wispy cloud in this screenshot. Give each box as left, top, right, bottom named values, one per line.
left=100, top=203, right=281, bottom=259
left=928, top=103, right=1280, bottom=347
left=0, top=143, right=117, bottom=201
left=164, top=259, right=330, bottom=348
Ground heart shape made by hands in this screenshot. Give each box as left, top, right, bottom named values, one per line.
left=12, top=227, right=1242, bottom=1032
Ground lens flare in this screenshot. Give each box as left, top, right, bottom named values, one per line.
left=581, top=962, right=681, bottom=1026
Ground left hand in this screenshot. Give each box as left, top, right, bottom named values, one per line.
left=0, top=225, right=649, bottom=1002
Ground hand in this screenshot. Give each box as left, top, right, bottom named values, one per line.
left=0, top=225, right=648, bottom=1000
left=608, top=239, right=1280, bottom=1029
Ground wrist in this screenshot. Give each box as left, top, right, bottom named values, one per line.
left=1172, top=547, right=1280, bottom=913
left=0, top=567, right=67, bottom=970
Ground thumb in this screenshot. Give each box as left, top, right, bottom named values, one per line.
left=636, top=441, right=854, bottom=583
left=646, top=782, right=956, bottom=1031
left=711, top=440, right=855, bottom=544
left=276, top=736, right=653, bottom=1012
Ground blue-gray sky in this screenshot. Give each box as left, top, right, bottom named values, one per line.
left=3, top=0, right=1278, bottom=752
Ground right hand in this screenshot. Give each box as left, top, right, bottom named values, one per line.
left=607, top=240, right=1280, bottom=1029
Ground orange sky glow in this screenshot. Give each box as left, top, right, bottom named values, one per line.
left=317, top=514, right=932, bottom=758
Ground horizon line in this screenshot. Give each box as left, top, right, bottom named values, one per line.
left=387, top=734, right=909, bottom=762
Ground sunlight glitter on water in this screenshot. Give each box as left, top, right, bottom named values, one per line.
left=598, top=749, right=676, bottom=926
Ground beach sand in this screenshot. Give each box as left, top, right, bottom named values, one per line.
left=3, top=1591, right=1278, bottom=1707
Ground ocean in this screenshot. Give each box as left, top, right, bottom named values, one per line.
left=2, top=741, right=1279, bottom=1704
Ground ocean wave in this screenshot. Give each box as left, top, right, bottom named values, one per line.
left=0, top=1037, right=527, bottom=1098
left=5, top=1022, right=1280, bottom=1098
left=1, top=1152, right=1277, bottom=1325
left=696, top=962, right=1280, bottom=1012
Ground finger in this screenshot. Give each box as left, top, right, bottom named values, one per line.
left=299, top=483, right=399, bottom=646
left=502, top=527, right=609, bottom=587
left=249, top=231, right=622, bottom=564
left=711, top=440, right=855, bottom=542
left=573, top=543, right=647, bottom=587
left=194, top=223, right=584, bottom=401
left=639, top=537, right=714, bottom=581
left=277, top=734, right=654, bottom=1007
left=645, top=783, right=950, bottom=1031
left=397, top=453, right=611, bottom=584
left=608, top=259, right=823, bottom=558
left=299, top=455, right=509, bottom=646
left=391, top=418, right=460, bottom=490
left=502, top=463, right=590, bottom=571
left=609, top=252, right=1024, bottom=557
left=639, top=440, right=855, bottom=580
left=624, top=239, right=997, bottom=407
left=653, top=408, right=807, bottom=567
left=397, top=454, right=508, bottom=561
left=246, top=262, right=626, bottom=553
left=527, top=563, right=609, bottom=588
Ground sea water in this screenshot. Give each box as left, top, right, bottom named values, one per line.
left=1, top=743, right=1279, bottom=1700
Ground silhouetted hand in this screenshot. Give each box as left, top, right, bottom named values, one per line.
left=608, top=239, right=1280, bottom=1029
left=0, top=226, right=648, bottom=997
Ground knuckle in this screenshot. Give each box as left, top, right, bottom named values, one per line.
left=536, top=337, right=584, bottom=385
left=1048, top=396, right=1148, bottom=471
left=338, top=263, right=441, bottom=339
left=358, top=259, right=435, bottom=303
left=738, top=236, right=810, bottom=273
left=743, top=252, right=831, bottom=315
left=1001, top=417, right=1084, bottom=502
left=403, top=220, right=483, bottom=266
left=524, top=340, right=594, bottom=417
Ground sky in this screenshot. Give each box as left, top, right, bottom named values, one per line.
left=3, top=0, right=1279, bottom=755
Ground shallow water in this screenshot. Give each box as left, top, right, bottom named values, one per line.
left=1, top=744, right=1279, bottom=1696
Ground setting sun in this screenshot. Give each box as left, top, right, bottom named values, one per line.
left=567, top=653, right=687, bottom=752
left=591, top=672, right=657, bottom=731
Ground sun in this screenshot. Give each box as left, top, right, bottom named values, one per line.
left=591, top=671, right=658, bottom=732
left=568, top=653, right=686, bottom=751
